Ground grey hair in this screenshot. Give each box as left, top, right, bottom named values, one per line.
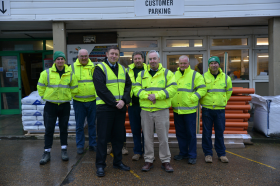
left=78, top=49, right=89, bottom=56
left=147, top=50, right=160, bottom=58
left=179, top=55, right=189, bottom=61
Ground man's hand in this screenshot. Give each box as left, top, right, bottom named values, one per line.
left=148, top=94, right=156, bottom=104
left=116, top=100, right=125, bottom=109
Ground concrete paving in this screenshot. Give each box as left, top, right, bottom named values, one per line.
left=0, top=140, right=279, bottom=186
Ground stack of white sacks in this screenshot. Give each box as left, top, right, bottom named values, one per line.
left=21, top=91, right=76, bottom=132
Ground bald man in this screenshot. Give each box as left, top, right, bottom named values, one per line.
left=71, top=49, right=97, bottom=154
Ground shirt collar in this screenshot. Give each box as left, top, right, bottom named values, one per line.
left=107, top=59, right=117, bottom=67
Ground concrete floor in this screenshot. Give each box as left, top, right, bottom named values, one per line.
left=0, top=140, right=279, bottom=186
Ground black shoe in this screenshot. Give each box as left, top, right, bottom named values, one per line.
left=173, top=155, right=188, bottom=161
left=77, top=148, right=84, bottom=154
left=113, top=163, right=130, bottom=171
left=96, top=167, right=105, bottom=177
left=89, top=146, right=97, bottom=151
left=40, top=151, right=51, bottom=165
left=61, top=149, right=69, bottom=161
left=188, top=158, right=196, bottom=165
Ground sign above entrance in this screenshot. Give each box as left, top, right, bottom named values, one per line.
left=0, top=0, right=10, bottom=16
left=135, top=0, right=184, bottom=16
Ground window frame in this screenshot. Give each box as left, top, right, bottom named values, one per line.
left=118, top=37, right=161, bottom=52
left=162, top=36, right=207, bottom=51
left=209, top=36, right=251, bottom=50
left=253, top=35, right=269, bottom=49
left=253, top=49, right=269, bottom=80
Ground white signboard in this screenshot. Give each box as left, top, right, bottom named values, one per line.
left=0, top=0, right=10, bottom=16
left=135, top=0, right=184, bottom=16
left=67, top=44, right=117, bottom=66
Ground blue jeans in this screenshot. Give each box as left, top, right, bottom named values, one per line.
left=174, top=112, right=197, bottom=159
left=128, top=105, right=144, bottom=155
left=202, top=108, right=226, bottom=157
left=73, top=100, right=97, bottom=148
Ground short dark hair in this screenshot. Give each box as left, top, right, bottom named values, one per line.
left=106, top=45, right=120, bottom=53
left=132, top=51, right=144, bottom=59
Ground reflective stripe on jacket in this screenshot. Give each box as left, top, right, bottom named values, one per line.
left=71, top=59, right=96, bottom=102
left=171, top=66, right=206, bottom=114
left=133, top=63, right=177, bottom=112
left=96, top=62, right=126, bottom=105
left=37, top=64, right=78, bottom=104
left=126, top=63, right=148, bottom=106
left=200, top=68, right=233, bottom=110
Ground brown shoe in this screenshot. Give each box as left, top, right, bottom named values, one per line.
left=161, top=162, right=174, bottom=173
left=141, top=162, right=153, bottom=172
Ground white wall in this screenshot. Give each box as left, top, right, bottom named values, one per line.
left=1, top=0, right=280, bottom=21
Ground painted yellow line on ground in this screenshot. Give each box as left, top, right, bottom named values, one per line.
left=226, top=150, right=276, bottom=170
left=110, top=153, right=141, bottom=179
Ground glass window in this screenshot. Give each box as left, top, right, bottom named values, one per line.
left=0, top=56, right=19, bottom=87
left=119, top=52, right=133, bottom=68
left=167, top=54, right=203, bottom=73
left=46, top=40, right=54, bottom=50
left=256, top=38, right=268, bottom=46
left=232, top=83, right=249, bottom=88
left=257, top=53, right=268, bottom=76
left=210, top=50, right=249, bottom=80
left=212, top=38, right=247, bottom=46
left=166, top=39, right=203, bottom=47
left=1, top=92, right=19, bottom=109
left=121, top=40, right=158, bottom=48
left=0, top=40, right=43, bottom=51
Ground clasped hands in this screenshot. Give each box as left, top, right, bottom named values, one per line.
left=148, top=94, right=156, bottom=104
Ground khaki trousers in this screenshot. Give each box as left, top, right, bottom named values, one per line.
left=141, top=109, right=171, bottom=163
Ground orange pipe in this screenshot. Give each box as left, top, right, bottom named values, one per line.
left=232, top=88, right=255, bottom=94
left=225, top=105, right=251, bottom=110
left=227, top=101, right=246, bottom=105
left=200, top=122, right=248, bottom=127
left=200, top=127, right=245, bottom=131
left=200, top=113, right=250, bottom=119
left=226, top=119, right=244, bottom=122
left=199, top=130, right=248, bottom=134
left=229, top=96, right=252, bottom=101
left=226, top=110, right=243, bottom=113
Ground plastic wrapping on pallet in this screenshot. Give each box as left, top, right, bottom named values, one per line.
left=22, top=121, right=43, bottom=126
left=55, top=121, right=76, bottom=126
left=71, top=105, right=74, bottom=110
left=22, top=105, right=37, bottom=110
left=24, top=126, right=39, bottom=130
left=70, top=110, right=75, bottom=116
left=21, top=91, right=44, bottom=105
left=37, top=116, right=44, bottom=121
left=22, top=110, right=43, bottom=116
left=69, top=116, right=75, bottom=121
left=22, top=116, right=37, bottom=121
left=251, top=94, right=280, bottom=136
left=36, top=105, right=45, bottom=111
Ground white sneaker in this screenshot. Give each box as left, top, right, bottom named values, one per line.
left=132, top=154, right=141, bottom=161
left=205, top=155, right=213, bottom=163
left=219, top=156, right=229, bottom=163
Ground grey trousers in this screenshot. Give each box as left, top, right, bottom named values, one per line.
left=141, top=109, right=171, bottom=163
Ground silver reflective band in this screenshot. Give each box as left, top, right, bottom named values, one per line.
left=70, top=85, right=78, bottom=89
left=166, top=82, right=177, bottom=87
left=71, top=65, right=75, bottom=74
left=208, top=89, right=226, bottom=93
left=47, top=85, right=70, bottom=88
left=201, top=104, right=225, bottom=107
left=192, top=71, right=197, bottom=89
left=173, top=106, right=198, bottom=110
left=194, top=92, right=201, bottom=99
left=145, top=87, right=164, bottom=91
left=107, top=79, right=126, bottom=84
left=164, top=69, right=168, bottom=87
left=227, top=88, right=233, bottom=91
left=78, top=80, right=92, bottom=83
left=142, top=107, right=169, bottom=110
left=133, top=83, right=141, bottom=86
left=137, top=89, right=144, bottom=97
left=75, top=95, right=95, bottom=98
left=225, top=75, right=228, bottom=88
left=163, top=89, right=169, bottom=99
left=177, top=88, right=193, bottom=92
left=37, top=82, right=46, bottom=87
left=44, top=99, right=71, bottom=103
left=195, top=85, right=206, bottom=89
left=96, top=95, right=123, bottom=101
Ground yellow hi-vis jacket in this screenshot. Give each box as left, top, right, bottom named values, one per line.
left=200, top=68, right=233, bottom=110
left=171, top=66, right=207, bottom=114
left=37, top=64, right=78, bottom=104
left=96, top=62, right=126, bottom=105
left=70, top=59, right=96, bottom=102
left=133, top=63, right=178, bottom=112
left=126, top=63, right=148, bottom=106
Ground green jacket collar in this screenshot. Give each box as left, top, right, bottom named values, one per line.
left=147, top=63, right=163, bottom=71
left=74, top=58, right=94, bottom=67
left=128, top=63, right=147, bottom=70
left=50, top=64, right=71, bottom=73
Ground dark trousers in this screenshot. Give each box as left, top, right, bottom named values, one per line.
left=44, top=101, right=70, bottom=149
left=174, top=112, right=197, bottom=159
left=73, top=100, right=97, bottom=148
left=96, top=110, right=126, bottom=168
left=202, top=108, right=226, bottom=157
left=128, top=105, right=144, bottom=155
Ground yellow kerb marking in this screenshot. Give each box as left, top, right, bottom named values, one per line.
left=226, top=150, right=276, bottom=170
left=109, top=153, right=141, bottom=179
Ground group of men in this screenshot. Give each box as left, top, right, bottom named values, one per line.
left=37, top=45, right=232, bottom=177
